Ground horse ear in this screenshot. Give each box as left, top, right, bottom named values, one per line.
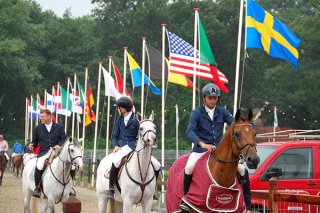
left=246, top=108, right=253, bottom=121
left=235, top=109, right=241, bottom=121
left=136, top=112, right=142, bottom=122
left=148, top=111, right=154, bottom=121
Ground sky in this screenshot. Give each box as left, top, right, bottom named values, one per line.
left=35, top=0, right=96, bottom=17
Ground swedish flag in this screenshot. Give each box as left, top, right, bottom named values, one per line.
left=246, top=0, right=301, bottom=71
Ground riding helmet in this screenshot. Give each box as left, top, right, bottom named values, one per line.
left=202, top=83, right=220, bottom=97
left=116, top=96, right=133, bottom=112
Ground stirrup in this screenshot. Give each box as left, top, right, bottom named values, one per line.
left=32, top=188, right=41, bottom=198
left=106, top=189, right=115, bottom=199
left=180, top=200, right=192, bottom=211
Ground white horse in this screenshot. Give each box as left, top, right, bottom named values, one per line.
left=96, top=112, right=157, bottom=213
left=22, top=138, right=84, bottom=213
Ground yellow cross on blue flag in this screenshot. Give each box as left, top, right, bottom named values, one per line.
left=246, top=0, right=302, bottom=71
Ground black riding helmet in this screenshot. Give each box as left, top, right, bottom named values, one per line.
left=116, top=96, right=133, bottom=112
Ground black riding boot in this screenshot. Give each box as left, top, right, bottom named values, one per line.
left=180, top=173, right=193, bottom=211
left=106, top=163, right=117, bottom=199
left=32, top=168, right=42, bottom=198
left=183, top=173, right=193, bottom=195
left=153, top=169, right=161, bottom=200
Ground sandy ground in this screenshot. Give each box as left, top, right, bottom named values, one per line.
left=0, top=170, right=163, bottom=212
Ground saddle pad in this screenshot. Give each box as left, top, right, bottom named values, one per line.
left=207, top=183, right=241, bottom=212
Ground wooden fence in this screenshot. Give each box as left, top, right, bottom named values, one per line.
left=252, top=177, right=320, bottom=212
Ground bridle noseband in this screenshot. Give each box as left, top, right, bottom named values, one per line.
left=211, top=123, right=257, bottom=164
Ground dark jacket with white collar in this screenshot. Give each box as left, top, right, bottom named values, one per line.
left=31, top=123, right=67, bottom=157
left=186, top=105, right=234, bottom=153
left=112, top=113, right=139, bottom=150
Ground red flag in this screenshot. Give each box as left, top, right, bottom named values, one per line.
left=85, top=83, right=96, bottom=126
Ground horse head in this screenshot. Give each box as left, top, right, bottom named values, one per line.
left=136, top=111, right=157, bottom=149
left=230, top=109, right=260, bottom=169
left=63, top=137, right=84, bottom=172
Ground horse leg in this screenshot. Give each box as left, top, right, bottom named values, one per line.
left=0, top=171, right=3, bottom=185
left=114, top=201, right=123, bottom=213
left=97, top=193, right=108, bottom=213
left=23, top=189, right=32, bottom=213
left=141, top=199, right=153, bottom=213
left=40, top=199, right=49, bottom=213
left=122, top=200, right=134, bottom=213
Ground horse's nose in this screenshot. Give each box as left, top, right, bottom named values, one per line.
left=246, top=154, right=260, bottom=169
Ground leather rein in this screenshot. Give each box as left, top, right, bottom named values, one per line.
left=210, top=124, right=256, bottom=164
left=48, top=142, right=82, bottom=203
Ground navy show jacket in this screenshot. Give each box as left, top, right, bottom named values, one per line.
left=112, top=113, right=139, bottom=150
left=186, top=105, right=234, bottom=153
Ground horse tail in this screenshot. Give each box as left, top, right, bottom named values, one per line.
left=30, top=197, right=40, bottom=213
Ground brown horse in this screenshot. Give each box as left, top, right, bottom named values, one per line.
left=12, top=154, right=23, bottom=177
left=0, top=151, right=7, bottom=185
left=166, top=109, right=260, bottom=212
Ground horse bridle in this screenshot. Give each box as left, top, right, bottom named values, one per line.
left=136, top=119, right=157, bottom=151
left=211, top=124, right=257, bottom=164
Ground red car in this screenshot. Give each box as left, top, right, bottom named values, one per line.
left=246, top=132, right=320, bottom=212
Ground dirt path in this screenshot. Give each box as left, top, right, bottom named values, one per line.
left=0, top=171, right=163, bottom=212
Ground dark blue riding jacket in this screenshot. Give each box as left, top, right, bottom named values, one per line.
left=186, top=105, right=234, bottom=153
left=112, top=113, right=139, bottom=150
left=31, top=123, right=67, bottom=157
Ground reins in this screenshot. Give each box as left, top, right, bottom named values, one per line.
left=48, top=141, right=82, bottom=204
left=211, top=123, right=256, bottom=164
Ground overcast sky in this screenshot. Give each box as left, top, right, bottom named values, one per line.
left=35, top=0, right=95, bottom=17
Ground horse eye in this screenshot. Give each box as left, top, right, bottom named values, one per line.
left=139, top=127, right=143, bottom=131
left=70, top=149, right=74, bottom=153
left=235, top=132, right=240, bottom=138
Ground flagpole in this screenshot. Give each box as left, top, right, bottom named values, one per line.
left=192, top=8, right=199, bottom=110
left=106, top=56, right=112, bottom=155
left=175, top=104, right=179, bottom=159
left=161, top=23, right=167, bottom=199
left=65, top=78, right=71, bottom=133
left=30, top=95, right=33, bottom=141
left=56, top=83, right=60, bottom=123
left=141, top=36, right=147, bottom=117
left=81, top=67, right=88, bottom=158
left=123, top=47, right=128, bottom=95
left=92, top=62, right=102, bottom=187
left=233, top=0, right=244, bottom=116
left=36, top=93, right=39, bottom=126
left=25, top=97, right=29, bottom=144
left=72, top=73, right=77, bottom=139
left=44, top=89, right=47, bottom=108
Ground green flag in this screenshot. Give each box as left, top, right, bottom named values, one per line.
left=199, top=18, right=216, bottom=66
left=60, top=85, right=72, bottom=110
left=76, top=79, right=85, bottom=104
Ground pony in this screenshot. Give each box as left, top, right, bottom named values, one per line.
left=0, top=151, right=7, bottom=185
left=96, top=112, right=157, bottom=213
left=22, top=138, right=84, bottom=213
left=12, top=153, right=23, bottom=177
left=166, top=109, right=260, bottom=212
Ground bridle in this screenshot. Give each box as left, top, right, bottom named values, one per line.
left=135, top=119, right=157, bottom=152
left=211, top=123, right=257, bottom=164
left=49, top=141, right=83, bottom=203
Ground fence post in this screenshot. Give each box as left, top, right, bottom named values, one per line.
left=88, top=159, right=92, bottom=183
left=62, top=195, right=81, bottom=213
left=268, top=177, right=278, bottom=213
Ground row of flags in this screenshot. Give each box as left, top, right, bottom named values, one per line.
left=27, top=0, right=301, bottom=127
left=27, top=78, right=96, bottom=127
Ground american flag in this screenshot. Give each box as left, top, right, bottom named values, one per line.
left=167, top=31, right=228, bottom=84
